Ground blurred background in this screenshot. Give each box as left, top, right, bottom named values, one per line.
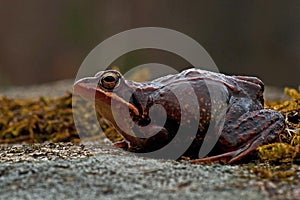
left=0, top=0, right=299, bottom=87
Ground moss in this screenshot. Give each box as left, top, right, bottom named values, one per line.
left=257, top=143, right=299, bottom=163
left=260, top=87, right=300, bottom=164
left=0, top=93, right=103, bottom=144
left=242, top=163, right=298, bottom=181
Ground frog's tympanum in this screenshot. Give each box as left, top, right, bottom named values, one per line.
left=73, top=68, right=285, bottom=164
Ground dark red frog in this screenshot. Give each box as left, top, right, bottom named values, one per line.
left=73, top=68, right=285, bottom=164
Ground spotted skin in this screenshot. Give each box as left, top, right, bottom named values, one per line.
left=74, top=68, right=285, bottom=164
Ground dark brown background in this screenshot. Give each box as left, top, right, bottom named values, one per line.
left=0, top=1, right=299, bottom=87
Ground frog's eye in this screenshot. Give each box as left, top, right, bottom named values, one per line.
left=100, top=71, right=121, bottom=90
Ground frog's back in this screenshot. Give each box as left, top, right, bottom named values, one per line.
left=152, top=68, right=226, bottom=85
left=148, top=68, right=264, bottom=110
left=180, top=68, right=264, bottom=104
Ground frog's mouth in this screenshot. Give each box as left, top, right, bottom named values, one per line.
left=73, top=77, right=139, bottom=117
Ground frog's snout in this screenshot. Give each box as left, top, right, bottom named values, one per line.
left=73, top=77, right=100, bottom=101
left=74, top=77, right=99, bottom=90
left=74, top=77, right=98, bottom=86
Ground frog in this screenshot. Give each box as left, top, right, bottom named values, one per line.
left=73, top=68, right=285, bottom=164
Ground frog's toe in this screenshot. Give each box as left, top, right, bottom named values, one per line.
left=190, top=151, right=236, bottom=164
left=113, top=140, right=130, bottom=149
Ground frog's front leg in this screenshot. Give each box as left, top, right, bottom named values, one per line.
left=191, top=109, right=285, bottom=164
left=113, top=125, right=171, bottom=152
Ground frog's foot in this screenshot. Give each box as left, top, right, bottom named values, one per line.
left=113, top=140, right=142, bottom=152
left=191, top=110, right=285, bottom=164
left=113, top=140, right=130, bottom=149
left=113, top=139, right=147, bottom=152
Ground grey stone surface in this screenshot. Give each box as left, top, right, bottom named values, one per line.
left=0, top=141, right=299, bottom=200
left=0, top=143, right=265, bottom=200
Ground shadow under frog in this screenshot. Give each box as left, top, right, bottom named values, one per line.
left=73, top=68, right=285, bottom=164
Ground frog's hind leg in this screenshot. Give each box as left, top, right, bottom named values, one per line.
left=191, top=109, right=285, bottom=164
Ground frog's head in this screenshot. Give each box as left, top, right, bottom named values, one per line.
left=73, top=70, right=140, bottom=128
